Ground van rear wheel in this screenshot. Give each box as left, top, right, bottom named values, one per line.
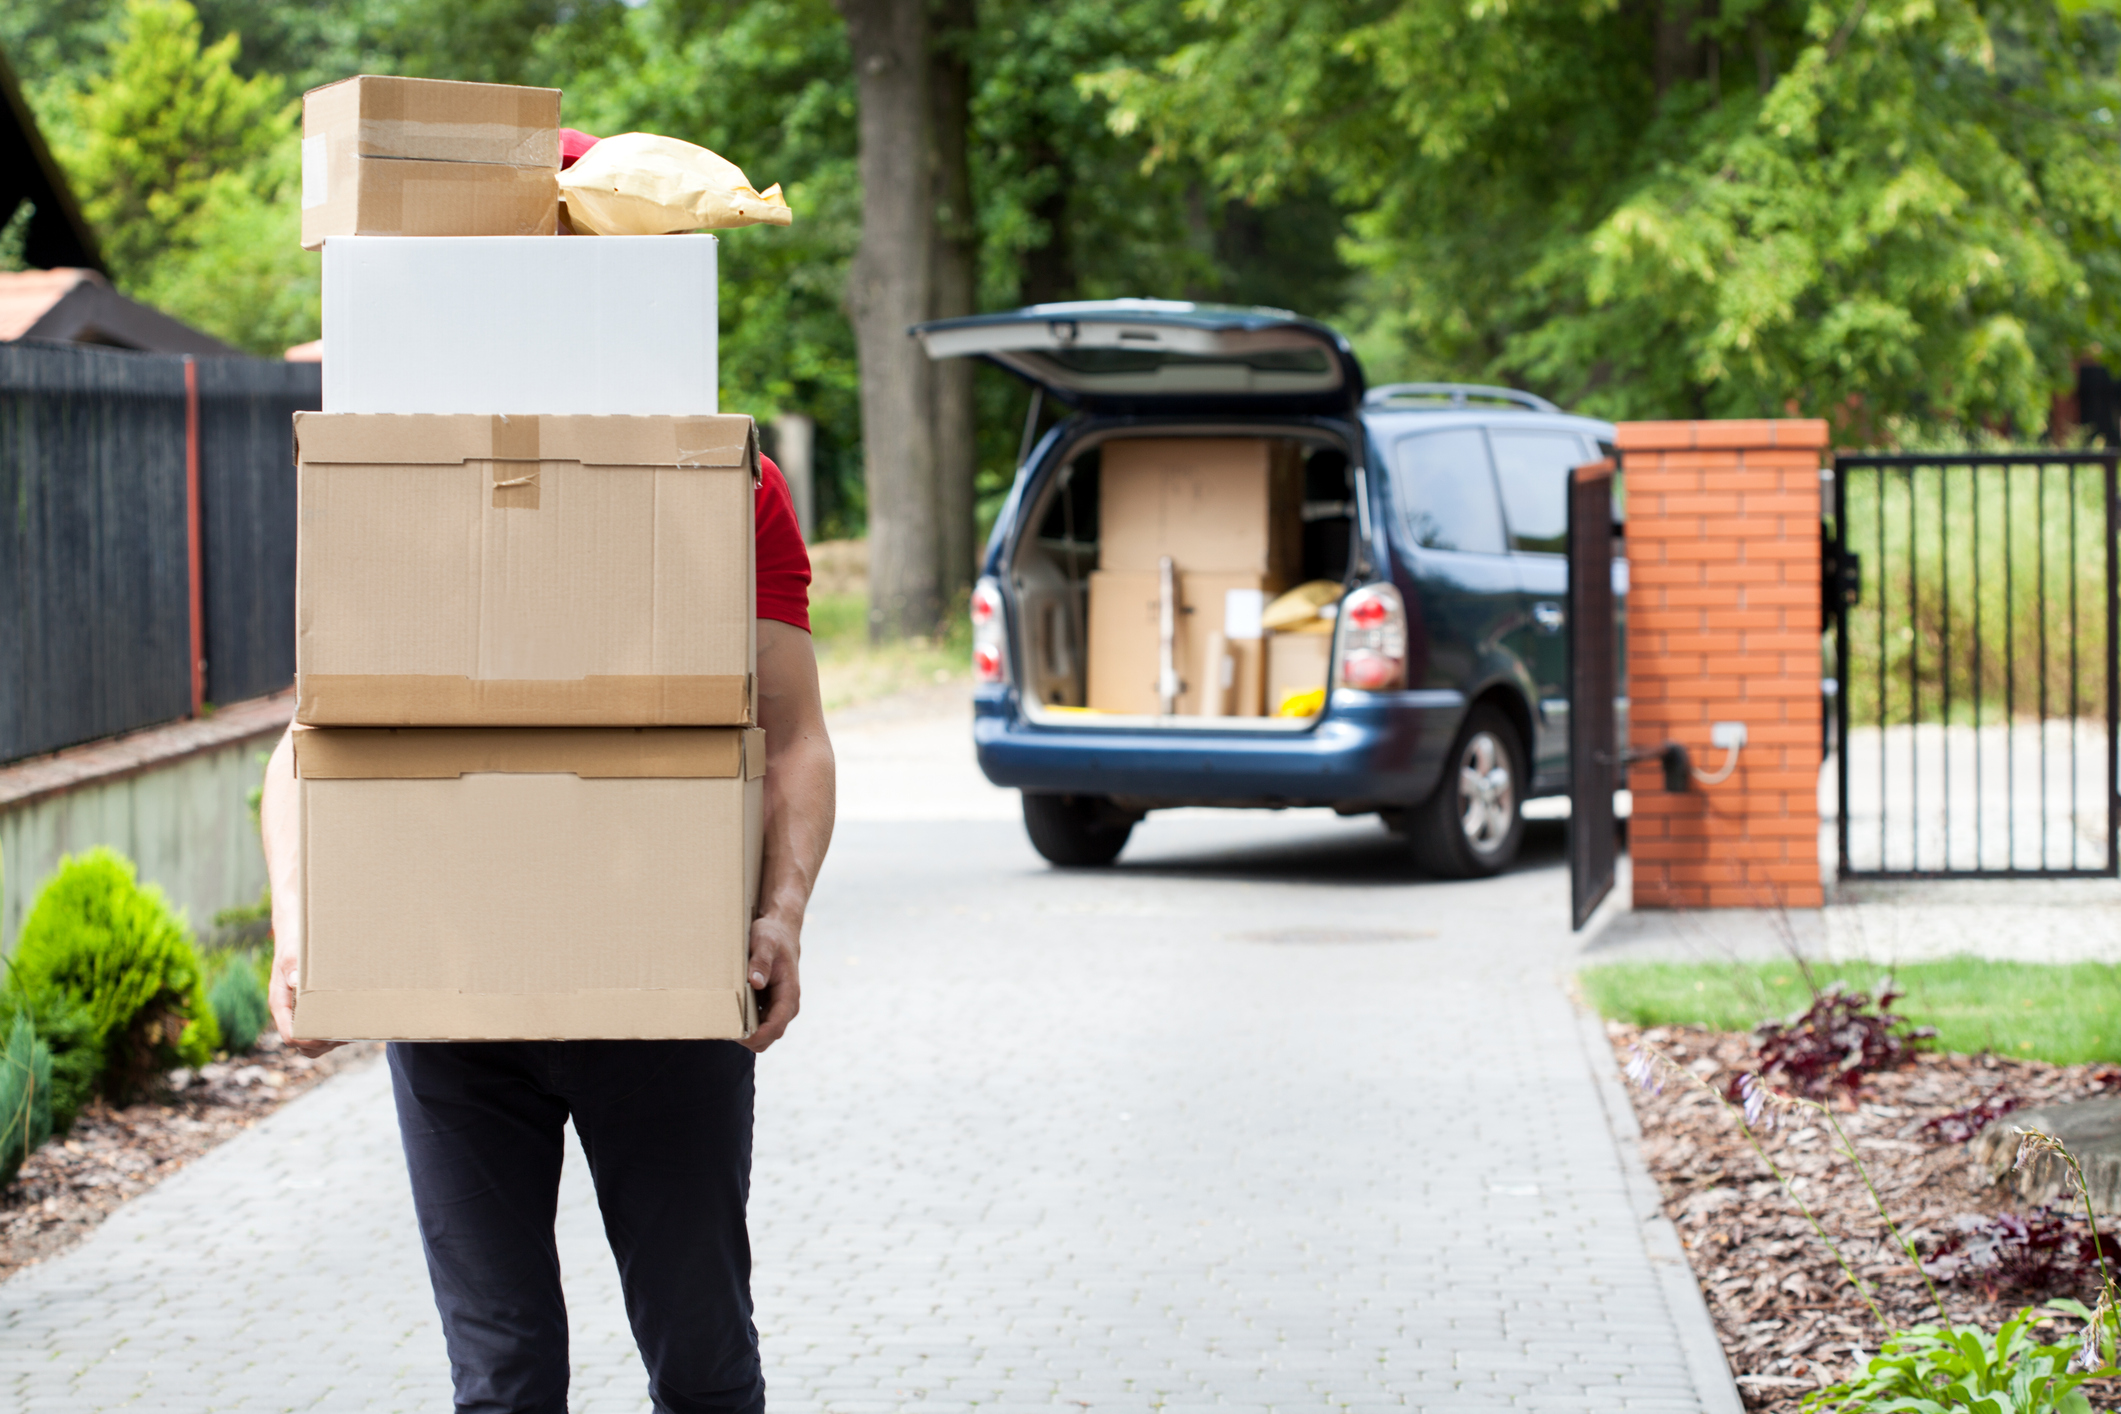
left=1408, top=705, right=1526, bottom=879
left=1021, top=793, right=1135, bottom=867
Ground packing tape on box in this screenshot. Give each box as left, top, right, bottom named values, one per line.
left=296, top=674, right=754, bottom=727
left=293, top=725, right=749, bottom=780
left=292, top=987, right=753, bottom=1042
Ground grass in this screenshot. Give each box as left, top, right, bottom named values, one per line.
left=1580, top=957, right=2121, bottom=1065
left=809, top=591, right=972, bottom=712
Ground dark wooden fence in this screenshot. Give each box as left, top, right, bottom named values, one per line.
left=0, top=342, right=318, bottom=763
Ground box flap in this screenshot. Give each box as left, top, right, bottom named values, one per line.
left=294, top=726, right=745, bottom=779
left=742, top=727, right=768, bottom=780
left=294, top=413, right=759, bottom=471
left=305, top=75, right=560, bottom=168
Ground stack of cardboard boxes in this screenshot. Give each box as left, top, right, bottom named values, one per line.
left=290, top=77, right=761, bottom=1044
left=1086, top=437, right=1322, bottom=717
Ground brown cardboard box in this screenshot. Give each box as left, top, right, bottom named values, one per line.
left=295, top=412, right=757, bottom=727
left=1086, top=569, right=1268, bottom=715
left=302, top=76, right=561, bottom=249
left=1266, top=629, right=1335, bottom=715
left=1098, top=437, right=1302, bottom=586
left=292, top=726, right=764, bottom=1041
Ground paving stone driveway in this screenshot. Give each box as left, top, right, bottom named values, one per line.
left=0, top=700, right=1738, bottom=1413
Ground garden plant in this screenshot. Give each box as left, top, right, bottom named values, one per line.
left=1628, top=997, right=2121, bottom=1412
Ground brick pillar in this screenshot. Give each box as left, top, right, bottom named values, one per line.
left=1615, top=420, right=1826, bottom=910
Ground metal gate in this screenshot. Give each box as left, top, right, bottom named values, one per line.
left=1830, top=451, right=2120, bottom=878
left=1568, top=458, right=1620, bottom=927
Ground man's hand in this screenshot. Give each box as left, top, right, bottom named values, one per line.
left=259, top=727, right=342, bottom=1058
left=741, top=912, right=802, bottom=1053
left=742, top=618, right=835, bottom=1054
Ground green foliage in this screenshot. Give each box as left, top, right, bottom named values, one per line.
left=1801, top=1303, right=2110, bottom=1413
left=0, top=1014, right=55, bottom=1192
left=27, top=0, right=317, bottom=355
left=1091, top=0, right=2121, bottom=437
left=10, top=848, right=220, bottom=1107
left=202, top=949, right=268, bottom=1056
left=1581, top=958, right=2121, bottom=1063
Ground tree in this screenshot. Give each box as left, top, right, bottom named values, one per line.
left=41, top=0, right=318, bottom=355
left=1089, top=0, right=2121, bottom=436
left=931, top=0, right=979, bottom=603
left=839, top=0, right=942, bottom=638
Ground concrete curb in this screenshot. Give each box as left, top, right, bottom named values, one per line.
left=1574, top=1001, right=1747, bottom=1414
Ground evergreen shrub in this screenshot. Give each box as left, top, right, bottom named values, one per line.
left=204, top=949, right=269, bottom=1056
left=9, top=849, right=220, bottom=1107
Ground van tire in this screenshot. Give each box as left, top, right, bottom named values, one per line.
left=1408, top=705, right=1526, bottom=879
left=1021, top=793, right=1135, bottom=867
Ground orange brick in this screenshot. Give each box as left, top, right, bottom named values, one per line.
left=1705, top=609, right=1782, bottom=630
left=1745, top=584, right=1819, bottom=608
left=1663, top=540, right=1746, bottom=563
left=1657, top=450, right=1746, bottom=471
left=1751, top=539, right=1822, bottom=561
left=1625, top=517, right=1711, bottom=541
left=1667, top=676, right=1745, bottom=700
left=1615, top=422, right=1699, bottom=451
left=1705, top=563, right=1785, bottom=585
left=1628, top=562, right=1705, bottom=586
left=1622, top=469, right=1704, bottom=493
left=1704, top=653, right=1782, bottom=676
left=1747, top=677, right=1823, bottom=698
left=1664, top=493, right=1743, bottom=515
left=1768, top=420, right=1832, bottom=448
left=1746, top=631, right=1824, bottom=653
left=1687, top=420, right=1778, bottom=449
left=1738, top=492, right=1820, bottom=516
left=1734, top=448, right=1829, bottom=470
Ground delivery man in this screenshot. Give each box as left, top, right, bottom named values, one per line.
left=258, top=452, right=834, bottom=1414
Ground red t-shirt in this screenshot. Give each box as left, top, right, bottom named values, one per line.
left=755, top=453, right=812, bottom=632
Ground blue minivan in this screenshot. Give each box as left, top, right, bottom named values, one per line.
left=914, top=300, right=1615, bottom=877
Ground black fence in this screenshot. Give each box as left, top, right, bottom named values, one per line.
left=0, top=342, right=317, bottom=764
left=1830, top=452, right=2120, bottom=877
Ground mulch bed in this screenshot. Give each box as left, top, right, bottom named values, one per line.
left=1609, top=1021, right=2121, bottom=1413
left=0, top=1033, right=379, bottom=1283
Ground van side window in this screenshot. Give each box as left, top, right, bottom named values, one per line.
left=1490, top=431, right=1589, bottom=555
left=1393, top=428, right=1506, bottom=555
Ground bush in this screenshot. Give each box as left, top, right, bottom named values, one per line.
left=203, top=949, right=269, bottom=1056
left=8, top=849, right=220, bottom=1107
left=1801, top=1303, right=2108, bottom=1414
left=0, top=1014, right=54, bottom=1191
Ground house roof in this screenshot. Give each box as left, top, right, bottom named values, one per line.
left=0, top=44, right=103, bottom=273
left=0, top=268, right=239, bottom=355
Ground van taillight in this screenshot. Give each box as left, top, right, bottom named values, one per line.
left=971, top=577, right=1008, bottom=684
left=1337, top=583, right=1407, bottom=692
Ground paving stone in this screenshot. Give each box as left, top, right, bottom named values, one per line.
left=0, top=804, right=1734, bottom=1412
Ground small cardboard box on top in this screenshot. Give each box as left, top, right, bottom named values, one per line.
left=295, top=412, right=757, bottom=727
left=1086, top=570, right=1267, bottom=716
left=302, top=76, right=560, bottom=249
left=1098, top=437, right=1303, bottom=585
left=292, top=726, right=764, bottom=1042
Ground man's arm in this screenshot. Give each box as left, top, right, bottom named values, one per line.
left=260, top=725, right=342, bottom=1057
left=744, top=617, right=836, bottom=1052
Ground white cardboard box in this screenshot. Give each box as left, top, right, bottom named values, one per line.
left=321, top=234, right=717, bottom=415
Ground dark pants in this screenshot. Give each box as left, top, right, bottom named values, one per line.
left=388, top=1040, right=764, bottom=1414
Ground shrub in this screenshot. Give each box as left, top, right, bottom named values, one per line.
left=1734, top=980, right=1936, bottom=1101
left=8, top=848, right=220, bottom=1105
left=0, top=1013, right=53, bottom=1191
left=203, top=949, right=269, bottom=1056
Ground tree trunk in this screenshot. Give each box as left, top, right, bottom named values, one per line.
left=929, top=0, right=978, bottom=604
left=1019, top=134, right=1075, bottom=306
left=841, top=0, right=941, bottom=639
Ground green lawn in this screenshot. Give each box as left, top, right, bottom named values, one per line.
left=1579, top=958, right=2121, bottom=1065
left=809, top=591, right=972, bottom=712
